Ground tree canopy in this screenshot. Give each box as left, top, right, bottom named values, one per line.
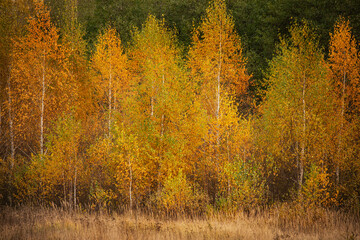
left=0, top=0, right=360, bottom=217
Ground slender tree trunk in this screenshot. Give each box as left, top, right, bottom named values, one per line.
left=63, top=172, right=66, bottom=201
left=161, top=73, right=165, bottom=137
left=337, top=70, right=346, bottom=185
left=8, top=65, right=15, bottom=164
left=216, top=25, right=222, bottom=121
left=226, top=133, right=230, bottom=162
left=114, top=92, right=117, bottom=111
left=151, top=79, right=154, bottom=117
left=216, top=21, right=222, bottom=164
left=7, top=65, right=14, bottom=205
left=40, top=52, right=46, bottom=156
left=74, top=165, right=77, bottom=208
left=108, top=56, right=112, bottom=139
left=70, top=178, right=73, bottom=205
left=128, top=155, right=133, bottom=212
left=296, top=140, right=299, bottom=177
left=216, top=55, right=221, bottom=120
left=156, top=73, right=165, bottom=192
left=299, top=74, right=306, bottom=193
left=68, top=155, right=72, bottom=204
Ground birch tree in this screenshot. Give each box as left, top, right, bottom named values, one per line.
left=128, top=15, right=204, bottom=201
left=10, top=1, right=70, bottom=157
left=188, top=0, right=250, bottom=119
left=92, top=26, right=128, bottom=138
left=328, top=17, right=360, bottom=185
left=261, top=22, right=335, bottom=193
left=188, top=0, right=251, bottom=201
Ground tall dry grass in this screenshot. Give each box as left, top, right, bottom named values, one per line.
left=0, top=204, right=358, bottom=240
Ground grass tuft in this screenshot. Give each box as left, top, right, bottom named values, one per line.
left=0, top=205, right=359, bottom=239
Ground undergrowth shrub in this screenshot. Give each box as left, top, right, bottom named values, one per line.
left=299, top=163, right=337, bottom=208
left=217, top=158, right=266, bottom=212
left=275, top=164, right=339, bottom=231
left=152, top=170, right=208, bottom=216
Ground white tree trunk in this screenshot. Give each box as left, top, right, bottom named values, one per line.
left=63, top=172, right=66, bottom=201
left=151, top=79, right=154, bottom=117
left=215, top=22, right=222, bottom=164
left=128, top=155, right=133, bottom=212
left=161, top=73, right=165, bottom=137
left=40, top=52, right=46, bottom=157
left=108, top=56, right=112, bottom=139
left=299, top=74, right=306, bottom=193
left=216, top=31, right=222, bottom=121
left=337, top=70, right=346, bottom=185
left=8, top=65, right=15, bottom=164
left=74, top=165, right=77, bottom=207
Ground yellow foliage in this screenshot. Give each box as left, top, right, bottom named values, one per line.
left=218, top=158, right=266, bottom=211
left=188, top=0, right=250, bottom=103
left=10, top=1, right=73, bottom=154
left=157, top=170, right=208, bottom=215
left=113, top=124, right=152, bottom=208
left=86, top=137, right=115, bottom=197
left=299, top=164, right=338, bottom=208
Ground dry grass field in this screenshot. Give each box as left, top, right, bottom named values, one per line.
left=0, top=205, right=359, bottom=240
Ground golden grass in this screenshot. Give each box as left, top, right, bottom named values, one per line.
left=0, top=205, right=358, bottom=240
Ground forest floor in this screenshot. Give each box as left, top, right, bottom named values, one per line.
left=0, top=205, right=359, bottom=240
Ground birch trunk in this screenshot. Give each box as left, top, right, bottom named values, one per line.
left=108, top=55, right=112, bottom=139
left=63, top=172, right=66, bottom=202
left=8, top=65, right=15, bottom=164
left=216, top=24, right=222, bottom=121
left=337, top=70, right=346, bottom=185
left=161, top=73, right=165, bottom=137
left=74, top=165, right=77, bottom=207
left=299, top=73, right=306, bottom=193
left=128, top=155, right=133, bottom=212
left=216, top=21, right=222, bottom=163
left=40, top=51, right=46, bottom=157
left=7, top=65, right=14, bottom=205
left=151, top=79, right=154, bottom=117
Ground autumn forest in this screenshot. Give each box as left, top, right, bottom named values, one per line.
left=1, top=0, right=360, bottom=225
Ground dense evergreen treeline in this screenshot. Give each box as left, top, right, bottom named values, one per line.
left=0, top=0, right=359, bottom=216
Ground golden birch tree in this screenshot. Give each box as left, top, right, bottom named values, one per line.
left=39, top=115, right=83, bottom=205
left=92, top=26, right=128, bottom=138
left=0, top=0, right=33, bottom=204
left=10, top=1, right=70, bottom=157
left=188, top=0, right=251, bottom=202
left=328, top=17, right=360, bottom=185
left=261, top=22, right=336, bottom=195
left=188, top=0, right=250, bottom=118
left=61, top=0, right=93, bottom=121
left=127, top=15, right=205, bottom=208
